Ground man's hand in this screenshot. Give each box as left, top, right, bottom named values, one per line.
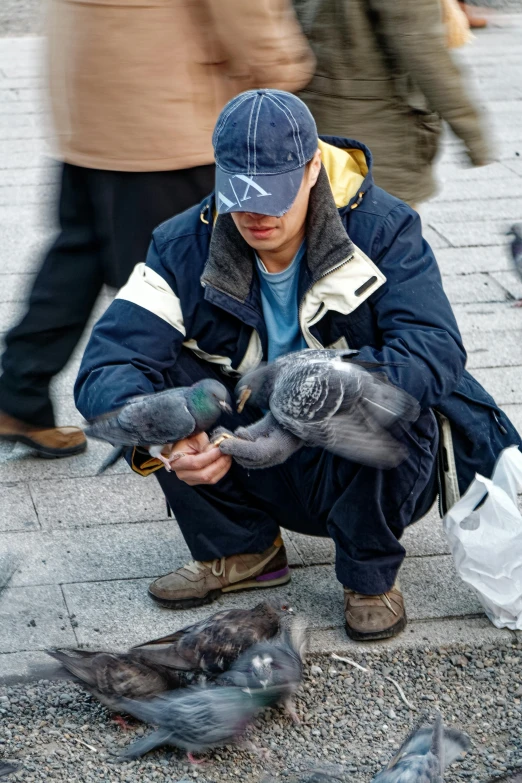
left=167, top=432, right=232, bottom=486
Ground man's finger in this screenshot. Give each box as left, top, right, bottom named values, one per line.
left=170, top=445, right=222, bottom=472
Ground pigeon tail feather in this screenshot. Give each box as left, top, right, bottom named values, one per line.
left=118, top=728, right=173, bottom=760
left=96, top=445, right=126, bottom=475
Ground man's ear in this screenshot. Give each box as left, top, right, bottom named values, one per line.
left=308, top=148, right=322, bottom=188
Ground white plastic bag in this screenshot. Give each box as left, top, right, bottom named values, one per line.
left=443, top=445, right=522, bottom=630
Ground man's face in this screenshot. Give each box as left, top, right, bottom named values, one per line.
left=230, top=150, right=322, bottom=254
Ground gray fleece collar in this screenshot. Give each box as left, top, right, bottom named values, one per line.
left=201, top=165, right=354, bottom=303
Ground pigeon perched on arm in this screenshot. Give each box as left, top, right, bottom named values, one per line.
left=85, top=379, right=231, bottom=474
left=218, top=349, right=420, bottom=470
left=371, top=711, right=470, bottom=783
left=114, top=684, right=278, bottom=762
left=131, top=601, right=283, bottom=675
left=507, top=224, right=522, bottom=306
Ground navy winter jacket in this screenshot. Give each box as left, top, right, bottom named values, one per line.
left=75, top=137, right=521, bottom=495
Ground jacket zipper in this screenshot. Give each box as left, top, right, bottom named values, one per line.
left=298, top=253, right=355, bottom=343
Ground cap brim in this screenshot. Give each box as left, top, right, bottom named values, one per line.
left=215, top=165, right=305, bottom=217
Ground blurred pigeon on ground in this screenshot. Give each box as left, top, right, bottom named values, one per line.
left=507, top=224, right=522, bottom=306
left=46, top=648, right=193, bottom=714
left=371, top=711, right=470, bottom=783
left=218, top=349, right=419, bottom=470
left=115, top=684, right=278, bottom=762
left=85, top=379, right=231, bottom=473
left=221, top=616, right=308, bottom=722
left=0, top=763, right=19, bottom=779
left=132, top=601, right=283, bottom=675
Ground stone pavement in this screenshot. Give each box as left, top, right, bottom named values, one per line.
left=1, top=18, right=522, bottom=683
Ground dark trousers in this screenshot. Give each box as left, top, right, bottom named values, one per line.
left=0, top=162, right=215, bottom=427
left=155, top=350, right=439, bottom=595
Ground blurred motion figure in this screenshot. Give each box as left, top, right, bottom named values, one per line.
left=295, top=0, right=490, bottom=206
left=0, top=0, right=313, bottom=457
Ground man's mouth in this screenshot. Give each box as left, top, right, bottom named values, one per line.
left=246, top=226, right=276, bottom=239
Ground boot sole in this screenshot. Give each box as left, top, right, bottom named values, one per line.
left=0, top=433, right=87, bottom=458
left=149, top=570, right=291, bottom=610
left=345, top=613, right=407, bottom=641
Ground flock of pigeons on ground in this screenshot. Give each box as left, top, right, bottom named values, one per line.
left=1, top=227, right=522, bottom=779
left=1, top=555, right=522, bottom=783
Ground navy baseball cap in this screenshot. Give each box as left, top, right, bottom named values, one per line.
left=213, top=89, right=318, bottom=218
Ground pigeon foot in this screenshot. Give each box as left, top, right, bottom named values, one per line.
left=512, top=299, right=522, bottom=308
left=113, top=714, right=134, bottom=731
left=187, top=752, right=206, bottom=765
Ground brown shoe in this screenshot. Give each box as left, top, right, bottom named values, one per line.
left=149, top=536, right=291, bottom=609
left=0, top=411, right=87, bottom=458
left=458, top=2, right=487, bottom=27
left=344, top=584, right=407, bottom=641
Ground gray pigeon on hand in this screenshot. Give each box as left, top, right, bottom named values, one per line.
left=507, top=224, right=522, bottom=306
left=85, top=379, right=231, bottom=474
left=371, top=711, right=470, bottom=783
left=114, top=684, right=278, bottom=762
left=131, top=601, right=283, bottom=675
left=219, top=349, right=419, bottom=470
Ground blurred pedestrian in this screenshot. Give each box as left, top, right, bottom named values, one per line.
left=294, top=0, right=490, bottom=207
left=0, top=0, right=313, bottom=458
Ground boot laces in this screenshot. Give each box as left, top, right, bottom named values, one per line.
left=184, top=557, right=226, bottom=577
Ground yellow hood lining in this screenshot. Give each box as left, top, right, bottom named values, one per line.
left=318, top=139, right=367, bottom=209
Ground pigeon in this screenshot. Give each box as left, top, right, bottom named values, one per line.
left=221, top=616, right=308, bottom=722
left=371, top=711, right=470, bottom=783
left=85, top=379, right=232, bottom=474
left=0, top=763, right=18, bottom=780
left=218, top=349, right=420, bottom=470
left=46, top=648, right=193, bottom=714
left=131, top=601, right=283, bottom=675
left=507, top=224, right=522, bottom=306
left=114, top=684, right=278, bottom=762
left=46, top=602, right=282, bottom=715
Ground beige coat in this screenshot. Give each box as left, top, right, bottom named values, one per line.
left=47, top=0, right=314, bottom=172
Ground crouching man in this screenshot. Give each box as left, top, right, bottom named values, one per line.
left=75, top=90, right=520, bottom=641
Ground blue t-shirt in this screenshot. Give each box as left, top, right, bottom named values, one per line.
left=255, top=241, right=307, bottom=362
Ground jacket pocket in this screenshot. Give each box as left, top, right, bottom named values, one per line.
left=412, top=109, right=441, bottom=167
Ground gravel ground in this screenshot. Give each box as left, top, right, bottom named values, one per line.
left=1, top=641, right=521, bottom=783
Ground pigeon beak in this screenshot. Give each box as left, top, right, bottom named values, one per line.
left=219, top=400, right=232, bottom=413
left=237, top=387, right=251, bottom=413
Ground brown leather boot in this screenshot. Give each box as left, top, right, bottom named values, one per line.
left=0, top=411, right=87, bottom=458
left=149, top=536, right=291, bottom=609
left=344, top=584, right=407, bottom=641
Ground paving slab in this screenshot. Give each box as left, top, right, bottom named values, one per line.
left=452, top=301, right=522, bottom=333
left=427, top=220, right=513, bottom=248
left=442, top=273, right=508, bottom=304
left=29, top=473, right=169, bottom=530
left=463, top=329, right=522, bottom=369
left=0, top=271, right=36, bottom=302
left=61, top=556, right=484, bottom=651
left=0, top=436, right=130, bottom=482
left=490, top=269, right=522, bottom=299
left=472, top=365, right=522, bottom=404
left=308, top=616, right=514, bottom=654
left=0, top=584, right=76, bottom=653
left=426, top=197, right=522, bottom=224
left=434, top=245, right=512, bottom=275
left=1, top=524, right=303, bottom=588
left=0, top=482, right=39, bottom=532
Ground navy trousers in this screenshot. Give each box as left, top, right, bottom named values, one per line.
left=153, top=349, right=439, bottom=595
